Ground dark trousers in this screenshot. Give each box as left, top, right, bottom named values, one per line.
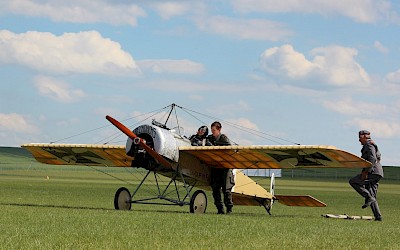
left=210, top=168, right=233, bottom=211
left=349, top=173, right=382, bottom=219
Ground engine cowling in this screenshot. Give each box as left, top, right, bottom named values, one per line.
left=126, top=124, right=191, bottom=163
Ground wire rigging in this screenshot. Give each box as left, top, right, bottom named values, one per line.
left=178, top=105, right=300, bottom=145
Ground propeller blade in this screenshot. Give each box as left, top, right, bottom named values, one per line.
left=105, top=115, right=173, bottom=169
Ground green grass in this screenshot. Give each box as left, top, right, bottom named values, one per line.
left=1, top=148, right=400, bottom=249
left=1, top=167, right=400, bottom=250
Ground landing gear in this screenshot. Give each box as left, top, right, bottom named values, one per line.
left=190, top=190, right=207, bottom=214
left=114, top=187, right=132, bottom=210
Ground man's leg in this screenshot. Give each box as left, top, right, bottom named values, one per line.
left=367, top=176, right=382, bottom=220
left=210, top=169, right=224, bottom=214
left=212, top=188, right=224, bottom=214
left=223, top=188, right=233, bottom=214
left=349, top=174, right=376, bottom=208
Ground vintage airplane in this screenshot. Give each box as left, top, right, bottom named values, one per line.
left=22, top=112, right=371, bottom=214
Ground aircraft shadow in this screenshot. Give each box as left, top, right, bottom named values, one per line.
left=1, top=202, right=309, bottom=218
left=0, top=202, right=112, bottom=211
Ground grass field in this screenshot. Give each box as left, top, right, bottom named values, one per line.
left=1, top=149, right=400, bottom=249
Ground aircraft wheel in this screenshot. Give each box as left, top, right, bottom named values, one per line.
left=190, top=190, right=207, bottom=214
left=114, top=187, right=132, bottom=210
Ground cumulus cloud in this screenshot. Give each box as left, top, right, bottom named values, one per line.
left=137, top=59, right=204, bottom=74
left=345, top=118, right=400, bottom=138
left=323, top=97, right=387, bottom=116
left=0, top=30, right=140, bottom=75
left=223, top=117, right=264, bottom=145
left=259, top=44, right=370, bottom=88
left=386, top=69, right=400, bottom=84
left=0, top=0, right=146, bottom=26
left=34, top=76, right=86, bottom=102
left=195, top=15, right=292, bottom=41
left=150, top=2, right=192, bottom=20
left=374, top=41, right=389, bottom=53
left=0, top=113, right=39, bottom=134
left=231, top=0, right=399, bottom=24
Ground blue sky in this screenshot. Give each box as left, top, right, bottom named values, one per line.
left=1, top=0, right=399, bottom=166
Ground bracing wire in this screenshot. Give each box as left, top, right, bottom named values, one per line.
left=46, top=103, right=298, bottom=189
left=177, top=105, right=300, bottom=145
left=51, top=105, right=172, bottom=144
left=95, top=106, right=172, bottom=145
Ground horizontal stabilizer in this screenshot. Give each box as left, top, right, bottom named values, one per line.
left=275, top=195, right=326, bottom=207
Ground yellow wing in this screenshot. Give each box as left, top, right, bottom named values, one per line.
left=21, top=143, right=133, bottom=167
left=179, top=145, right=371, bottom=169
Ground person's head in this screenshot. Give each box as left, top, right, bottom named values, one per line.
left=359, top=130, right=371, bottom=145
left=197, top=125, right=208, bottom=138
left=211, top=121, right=222, bottom=138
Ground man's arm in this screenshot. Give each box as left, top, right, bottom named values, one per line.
left=215, top=134, right=231, bottom=146
left=361, top=142, right=377, bottom=174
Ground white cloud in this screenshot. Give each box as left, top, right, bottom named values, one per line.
left=223, top=117, right=263, bottom=145
left=345, top=118, right=400, bottom=138
left=195, top=15, right=292, bottom=41
left=259, top=44, right=370, bottom=88
left=34, top=76, right=86, bottom=102
left=1, top=0, right=146, bottom=26
left=231, top=0, right=398, bottom=24
left=374, top=41, right=389, bottom=53
left=137, top=59, right=204, bottom=74
left=150, top=2, right=192, bottom=20
left=0, top=30, right=140, bottom=75
left=323, top=97, right=387, bottom=116
left=0, top=113, right=39, bottom=134
left=386, top=69, right=400, bottom=84
left=260, top=45, right=314, bottom=78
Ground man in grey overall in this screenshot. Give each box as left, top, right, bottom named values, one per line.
left=349, top=130, right=384, bottom=221
left=207, top=121, right=235, bottom=214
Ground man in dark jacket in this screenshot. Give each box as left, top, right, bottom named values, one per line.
left=206, top=121, right=235, bottom=214
left=349, top=130, right=384, bottom=221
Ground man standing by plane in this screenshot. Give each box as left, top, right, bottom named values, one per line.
left=207, top=121, right=235, bottom=214
left=349, top=130, right=384, bottom=221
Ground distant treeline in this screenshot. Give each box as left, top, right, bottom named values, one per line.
left=1, top=146, right=399, bottom=181
left=281, top=167, right=400, bottom=181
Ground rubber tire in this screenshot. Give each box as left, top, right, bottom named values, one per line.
left=190, top=190, right=207, bottom=214
left=114, top=187, right=132, bottom=210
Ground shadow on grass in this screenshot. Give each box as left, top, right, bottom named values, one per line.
left=1, top=202, right=191, bottom=215
left=0, top=202, right=113, bottom=211
left=1, top=202, right=312, bottom=219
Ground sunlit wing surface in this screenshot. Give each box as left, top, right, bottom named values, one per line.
left=230, top=171, right=326, bottom=207
left=274, top=195, right=326, bottom=207
left=233, top=170, right=271, bottom=197
left=231, top=170, right=272, bottom=206
left=21, top=143, right=133, bottom=167
left=179, top=145, right=371, bottom=169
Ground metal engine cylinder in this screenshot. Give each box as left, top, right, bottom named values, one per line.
left=126, top=124, right=191, bottom=162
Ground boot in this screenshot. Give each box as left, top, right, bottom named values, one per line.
left=362, top=197, right=376, bottom=209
